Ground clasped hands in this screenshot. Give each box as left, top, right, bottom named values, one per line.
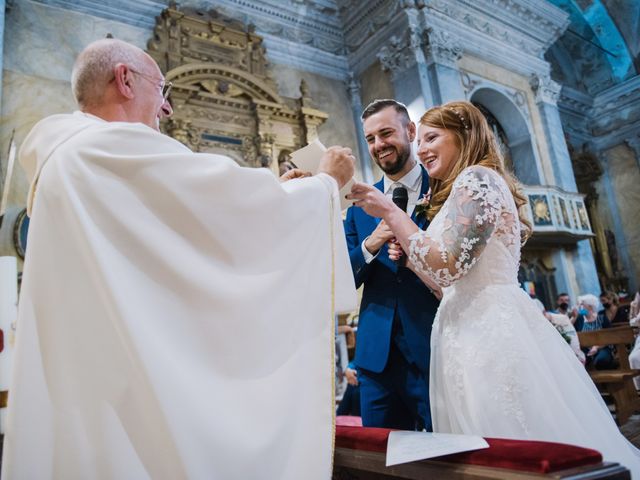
left=347, top=183, right=405, bottom=262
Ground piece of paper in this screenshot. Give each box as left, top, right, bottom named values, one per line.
left=290, top=139, right=355, bottom=211
left=386, top=431, right=489, bottom=467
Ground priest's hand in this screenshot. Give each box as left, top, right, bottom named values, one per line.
left=279, top=168, right=311, bottom=182
left=318, top=146, right=355, bottom=189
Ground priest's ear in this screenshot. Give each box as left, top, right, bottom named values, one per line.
left=111, top=63, right=136, bottom=100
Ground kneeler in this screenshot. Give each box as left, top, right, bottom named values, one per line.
left=333, top=425, right=630, bottom=479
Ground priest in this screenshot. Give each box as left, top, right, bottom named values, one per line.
left=2, top=39, right=357, bottom=479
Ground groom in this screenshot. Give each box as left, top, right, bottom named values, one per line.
left=344, top=99, right=439, bottom=430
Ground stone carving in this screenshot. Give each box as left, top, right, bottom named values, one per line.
left=568, top=143, right=602, bottom=188
left=424, top=27, right=462, bottom=67
left=460, top=71, right=480, bottom=95
left=529, top=74, right=561, bottom=105
left=423, top=0, right=548, bottom=57
left=163, top=118, right=201, bottom=151
left=343, top=0, right=402, bottom=53
left=149, top=4, right=328, bottom=170
left=377, top=34, right=415, bottom=75
left=346, top=73, right=360, bottom=98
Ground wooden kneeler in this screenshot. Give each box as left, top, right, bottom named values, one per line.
left=333, top=425, right=630, bottom=479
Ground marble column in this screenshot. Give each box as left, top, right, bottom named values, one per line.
left=422, top=27, right=466, bottom=105
left=530, top=74, right=577, bottom=191
left=377, top=32, right=434, bottom=109
left=346, top=75, right=374, bottom=184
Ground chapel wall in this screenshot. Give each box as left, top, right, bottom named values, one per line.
left=594, top=144, right=640, bottom=290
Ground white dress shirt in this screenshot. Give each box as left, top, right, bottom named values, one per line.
left=361, top=162, right=423, bottom=263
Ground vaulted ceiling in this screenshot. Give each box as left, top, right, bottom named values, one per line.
left=546, top=0, right=639, bottom=94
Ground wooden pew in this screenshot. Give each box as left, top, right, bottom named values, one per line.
left=333, top=425, right=630, bottom=479
left=578, top=325, right=640, bottom=425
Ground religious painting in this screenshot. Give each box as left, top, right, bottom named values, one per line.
left=528, top=194, right=552, bottom=226
left=570, top=201, right=581, bottom=229
left=577, top=202, right=590, bottom=231
left=558, top=197, right=571, bottom=228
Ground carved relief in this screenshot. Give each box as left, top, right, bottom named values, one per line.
left=148, top=4, right=328, bottom=171
left=530, top=74, right=561, bottom=105
left=424, top=27, right=462, bottom=67
left=377, top=33, right=415, bottom=75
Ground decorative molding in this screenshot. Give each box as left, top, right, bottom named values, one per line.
left=30, top=0, right=164, bottom=28
left=424, top=0, right=568, bottom=58
left=529, top=74, right=561, bottom=105
left=424, top=27, right=462, bottom=68
left=460, top=69, right=532, bottom=121
left=377, top=33, right=415, bottom=77
left=30, top=0, right=351, bottom=79
left=558, top=86, right=593, bottom=117
left=591, top=75, right=640, bottom=118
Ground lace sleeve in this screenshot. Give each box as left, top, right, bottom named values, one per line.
left=407, top=166, right=507, bottom=288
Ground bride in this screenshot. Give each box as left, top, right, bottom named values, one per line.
left=348, top=100, right=640, bottom=475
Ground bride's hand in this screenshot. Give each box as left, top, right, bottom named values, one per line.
left=387, top=239, right=403, bottom=262
left=347, top=182, right=395, bottom=219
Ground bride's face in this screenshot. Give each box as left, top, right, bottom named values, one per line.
left=416, top=124, right=460, bottom=180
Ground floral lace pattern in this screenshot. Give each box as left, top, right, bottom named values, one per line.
left=408, top=166, right=520, bottom=288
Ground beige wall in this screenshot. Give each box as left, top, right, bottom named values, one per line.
left=269, top=66, right=359, bottom=175
left=1, top=0, right=150, bottom=212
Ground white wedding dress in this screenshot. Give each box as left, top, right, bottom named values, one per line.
left=408, top=165, right=640, bottom=475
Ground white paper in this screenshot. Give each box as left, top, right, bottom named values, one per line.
left=290, top=139, right=355, bottom=211
left=386, top=431, right=489, bottom=467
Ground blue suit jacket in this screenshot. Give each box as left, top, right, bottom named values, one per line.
left=344, top=167, right=439, bottom=374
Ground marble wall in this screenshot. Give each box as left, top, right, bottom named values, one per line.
left=1, top=0, right=150, bottom=209
left=269, top=66, right=359, bottom=177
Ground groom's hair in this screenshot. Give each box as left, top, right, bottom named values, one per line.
left=361, top=99, right=411, bottom=126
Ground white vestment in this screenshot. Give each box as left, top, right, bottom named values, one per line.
left=2, top=112, right=356, bottom=479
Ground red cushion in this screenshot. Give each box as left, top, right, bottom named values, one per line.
left=335, top=426, right=603, bottom=474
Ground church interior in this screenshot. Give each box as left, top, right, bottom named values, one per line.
left=0, top=0, right=639, bottom=478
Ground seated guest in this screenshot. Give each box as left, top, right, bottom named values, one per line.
left=337, top=363, right=361, bottom=417
left=599, top=291, right=628, bottom=325
left=551, top=292, right=580, bottom=325
left=627, top=290, right=640, bottom=388
left=577, top=294, right=615, bottom=370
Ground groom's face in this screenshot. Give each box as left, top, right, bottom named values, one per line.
left=363, top=107, right=416, bottom=177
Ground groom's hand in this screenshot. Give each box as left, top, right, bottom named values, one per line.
left=364, top=220, right=394, bottom=255
left=318, top=146, right=355, bottom=189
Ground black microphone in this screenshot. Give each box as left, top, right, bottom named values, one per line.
left=392, top=185, right=408, bottom=213
left=392, top=186, right=408, bottom=266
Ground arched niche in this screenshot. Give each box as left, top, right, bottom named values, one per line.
left=148, top=4, right=328, bottom=173
left=471, top=88, right=542, bottom=186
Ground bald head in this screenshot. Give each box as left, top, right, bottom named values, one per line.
left=71, top=39, right=147, bottom=109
